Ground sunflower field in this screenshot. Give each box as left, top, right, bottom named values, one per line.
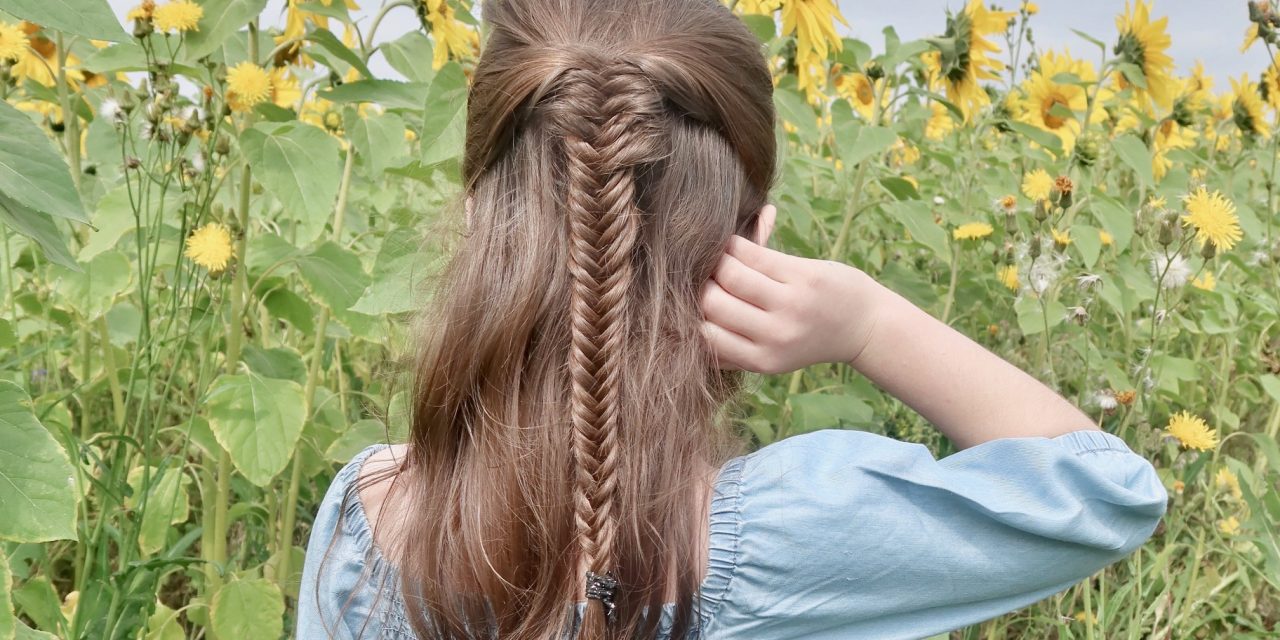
left=0, top=0, right=1278, bottom=637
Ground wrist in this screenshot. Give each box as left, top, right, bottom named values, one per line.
left=838, top=265, right=887, bottom=368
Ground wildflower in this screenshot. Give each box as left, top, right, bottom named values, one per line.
left=421, top=0, right=480, bottom=70
left=1115, top=389, right=1136, bottom=405
left=1076, top=273, right=1102, bottom=291
left=1165, top=410, right=1219, bottom=451
left=1172, top=479, right=1185, bottom=494
left=928, top=0, right=1014, bottom=120
left=954, top=222, right=994, bottom=241
left=1192, top=271, right=1215, bottom=290
left=184, top=222, right=235, bottom=273
left=1099, top=230, right=1114, bottom=246
left=1215, top=467, right=1243, bottom=500
left=987, top=323, right=999, bottom=336
left=1150, top=253, right=1191, bottom=289
left=997, top=264, right=1019, bottom=290
left=1021, top=169, right=1053, bottom=203
left=1051, top=227, right=1071, bottom=248
left=1181, top=187, right=1242, bottom=252
left=1067, top=306, right=1090, bottom=326
left=1092, top=390, right=1118, bottom=410
left=226, top=61, right=271, bottom=112
left=1148, top=195, right=1167, bottom=211
left=1113, top=1, right=1177, bottom=109
left=996, top=195, right=1018, bottom=214
left=1023, top=2, right=1039, bottom=15
left=1052, top=175, right=1074, bottom=207
left=1230, top=75, right=1271, bottom=139
left=152, top=0, right=203, bottom=33
left=127, top=1, right=156, bottom=21
left=1217, top=516, right=1240, bottom=536
left=1026, top=250, right=1066, bottom=295
left=0, top=20, right=27, bottom=62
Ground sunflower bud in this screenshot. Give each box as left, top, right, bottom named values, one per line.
left=865, top=60, right=885, bottom=81
left=1074, top=133, right=1101, bottom=167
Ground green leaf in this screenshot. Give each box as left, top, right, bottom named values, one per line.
left=889, top=200, right=949, bottom=261
left=1115, top=62, right=1148, bottom=89
left=325, top=419, right=391, bottom=463
left=0, top=381, right=78, bottom=542
left=790, top=393, right=874, bottom=433
left=297, top=0, right=351, bottom=22
left=0, top=0, right=127, bottom=41
left=347, top=111, right=408, bottom=176
left=1003, top=121, right=1064, bottom=157
left=307, top=27, right=373, bottom=80
left=381, top=31, right=436, bottom=83
left=774, top=87, right=820, bottom=143
left=741, top=14, right=775, bottom=42
left=419, top=62, right=468, bottom=163
left=15, top=621, right=58, bottom=640
left=210, top=579, right=284, bottom=640
left=262, top=288, right=314, bottom=334
left=0, top=192, right=77, bottom=270
left=144, top=603, right=185, bottom=640
left=125, top=466, right=191, bottom=556
left=295, top=241, right=371, bottom=316
left=1, top=548, right=12, bottom=640
left=350, top=228, right=431, bottom=315
left=321, top=80, right=429, bottom=110
left=204, top=373, right=306, bottom=487
left=241, top=345, right=306, bottom=383
left=0, top=101, right=88, bottom=224
left=1258, top=374, right=1280, bottom=405
left=52, top=250, right=132, bottom=320
left=1112, top=134, right=1155, bottom=187
left=240, top=122, right=342, bottom=246
left=1089, top=190, right=1136, bottom=253
left=182, top=0, right=270, bottom=60
left=1070, top=28, right=1107, bottom=50
left=1015, top=296, right=1067, bottom=335
left=1071, top=222, right=1102, bottom=268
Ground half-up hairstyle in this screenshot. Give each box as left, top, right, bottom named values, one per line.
left=388, top=0, right=777, bottom=637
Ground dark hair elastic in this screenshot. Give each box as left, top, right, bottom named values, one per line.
left=585, top=570, right=619, bottom=624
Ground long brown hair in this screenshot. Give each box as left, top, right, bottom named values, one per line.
left=361, top=1, right=776, bottom=637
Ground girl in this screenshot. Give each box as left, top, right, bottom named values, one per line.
left=295, top=0, right=1168, bottom=638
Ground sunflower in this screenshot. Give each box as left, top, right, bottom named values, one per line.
left=1152, top=119, right=1195, bottom=181
left=152, top=0, right=203, bottom=33
left=996, top=264, right=1019, bottom=290
left=422, top=0, right=479, bottom=70
left=1113, top=1, right=1177, bottom=110
left=1165, top=410, right=1219, bottom=451
left=953, top=222, right=994, bottom=241
left=1181, top=187, right=1243, bottom=251
left=1021, top=168, right=1053, bottom=202
left=1230, top=75, right=1271, bottom=139
left=735, top=0, right=781, bottom=15
left=0, top=21, right=27, bottom=61
left=184, top=223, right=235, bottom=273
left=226, top=61, right=271, bottom=112
left=1263, top=60, right=1280, bottom=111
left=270, top=67, right=302, bottom=108
left=1016, top=50, right=1100, bottom=153
left=928, top=0, right=1014, bottom=121
left=925, top=101, right=956, bottom=140
left=833, top=70, right=885, bottom=121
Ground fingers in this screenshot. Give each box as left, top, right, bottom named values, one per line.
left=725, top=234, right=792, bottom=283
left=700, top=321, right=753, bottom=371
left=711, top=251, right=785, bottom=310
left=700, top=279, right=773, bottom=338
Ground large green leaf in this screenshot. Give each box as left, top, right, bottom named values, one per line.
left=209, top=579, right=283, bottom=640
left=830, top=101, right=896, bottom=168
left=1089, top=190, right=1136, bottom=253
left=321, top=80, right=430, bottom=110
left=182, top=0, right=270, bottom=60
left=1015, top=296, right=1068, bottom=335
left=350, top=228, right=431, bottom=315
left=790, top=393, right=874, bottom=433
left=125, top=466, right=191, bottom=556
left=240, top=122, right=342, bottom=246
left=773, top=87, right=819, bottom=143
left=1004, top=120, right=1065, bottom=158
left=419, top=63, right=468, bottom=165
left=382, top=31, right=436, bottom=83
left=204, top=373, right=306, bottom=487
left=347, top=111, right=408, bottom=176
left=0, top=192, right=77, bottom=270
left=889, top=200, right=949, bottom=261
left=1112, top=134, right=1155, bottom=188
left=295, top=241, right=371, bottom=315
left=52, top=250, right=132, bottom=320
left=0, top=381, right=78, bottom=542
left=307, top=27, right=372, bottom=80
left=0, top=0, right=127, bottom=41
left=0, top=101, right=88, bottom=224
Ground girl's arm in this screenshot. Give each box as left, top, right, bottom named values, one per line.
left=700, top=234, right=1098, bottom=450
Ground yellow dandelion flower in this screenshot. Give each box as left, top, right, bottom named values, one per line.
left=1148, top=195, right=1167, bottom=210
left=226, top=61, right=271, bottom=112
left=152, top=0, right=203, bottom=33
left=1023, top=2, right=1039, bottom=15
left=1051, top=227, right=1071, bottom=247
left=424, top=0, right=479, bottom=70
left=997, top=264, right=1019, bottom=290
left=1114, top=1, right=1177, bottom=110
left=1165, top=410, right=1219, bottom=451
left=953, top=222, right=994, bottom=241
left=404, top=127, right=417, bottom=142
left=0, top=21, right=28, bottom=62
left=1021, top=168, right=1053, bottom=202
left=1215, top=467, right=1243, bottom=500
left=184, top=223, right=235, bottom=273
left=1181, top=187, right=1243, bottom=252
left=1217, top=516, right=1240, bottom=536
left=1099, top=229, right=1114, bottom=246
left=1192, top=272, right=1216, bottom=291
left=1229, top=74, right=1271, bottom=139
left=930, top=0, right=1014, bottom=121
left=127, top=0, right=156, bottom=21
left=1073, top=611, right=1097, bottom=624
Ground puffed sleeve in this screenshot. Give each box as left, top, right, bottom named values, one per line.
left=295, top=444, right=396, bottom=640
left=700, top=428, right=1168, bottom=640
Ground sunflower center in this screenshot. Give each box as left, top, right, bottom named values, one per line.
left=1040, top=93, right=1070, bottom=129
left=855, top=79, right=874, bottom=105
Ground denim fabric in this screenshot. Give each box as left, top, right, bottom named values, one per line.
left=295, top=428, right=1167, bottom=639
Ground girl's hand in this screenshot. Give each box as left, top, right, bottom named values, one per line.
left=699, top=235, right=878, bottom=374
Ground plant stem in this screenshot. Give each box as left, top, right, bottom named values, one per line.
left=96, top=316, right=125, bottom=429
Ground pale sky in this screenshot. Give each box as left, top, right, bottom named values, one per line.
left=103, top=1, right=1274, bottom=91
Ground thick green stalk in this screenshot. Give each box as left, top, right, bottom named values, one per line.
left=96, top=316, right=125, bottom=429
left=276, top=145, right=356, bottom=592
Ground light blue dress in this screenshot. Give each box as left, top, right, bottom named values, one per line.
left=295, top=428, right=1168, bottom=639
